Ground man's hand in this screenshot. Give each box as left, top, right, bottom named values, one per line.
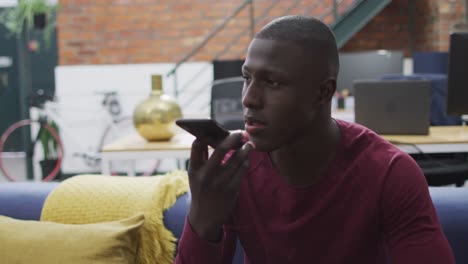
left=187, top=131, right=255, bottom=242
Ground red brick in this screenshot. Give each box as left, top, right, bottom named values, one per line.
left=58, top=0, right=464, bottom=65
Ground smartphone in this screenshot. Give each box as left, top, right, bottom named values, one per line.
left=176, top=118, right=230, bottom=148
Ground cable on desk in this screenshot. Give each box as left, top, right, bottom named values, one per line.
left=388, top=140, right=465, bottom=168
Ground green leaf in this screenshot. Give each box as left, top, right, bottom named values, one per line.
left=0, top=0, right=58, bottom=49
left=38, top=120, right=60, bottom=159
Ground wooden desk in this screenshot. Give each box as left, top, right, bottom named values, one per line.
left=101, top=126, right=468, bottom=175
left=381, top=126, right=468, bottom=154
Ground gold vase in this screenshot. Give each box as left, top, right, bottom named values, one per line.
left=133, top=75, right=182, bottom=141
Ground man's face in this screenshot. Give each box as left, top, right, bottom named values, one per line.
left=242, top=38, right=324, bottom=151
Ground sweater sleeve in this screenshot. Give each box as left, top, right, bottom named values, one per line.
left=174, top=217, right=237, bottom=263
left=380, top=153, right=455, bottom=264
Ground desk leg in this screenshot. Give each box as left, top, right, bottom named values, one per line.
left=127, top=160, right=136, bottom=176
left=102, top=157, right=111, bottom=175
left=176, top=159, right=188, bottom=170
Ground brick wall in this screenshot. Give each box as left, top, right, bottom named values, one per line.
left=56, top=0, right=355, bottom=65
left=342, top=0, right=466, bottom=55
left=57, top=0, right=466, bottom=65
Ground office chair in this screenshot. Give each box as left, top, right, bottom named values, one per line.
left=413, top=52, right=449, bottom=75
left=413, top=153, right=468, bottom=187
left=210, top=76, right=244, bottom=130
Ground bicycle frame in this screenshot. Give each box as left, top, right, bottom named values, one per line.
left=1, top=90, right=138, bottom=181
left=30, top=98, right=127, bottom=171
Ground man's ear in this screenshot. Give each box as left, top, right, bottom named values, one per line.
left=318, top=78, right=337, bottom=104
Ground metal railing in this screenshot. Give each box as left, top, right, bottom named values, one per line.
left=166, top=0, right=358, bottom=113
left=466, top=0, right=468, bottom=21
left=176, top=0, right=285, bottom=109
left=166, top=0, right=254, bottom=98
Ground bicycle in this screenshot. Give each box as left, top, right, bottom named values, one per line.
left=0, top=89, right=137, bottom=181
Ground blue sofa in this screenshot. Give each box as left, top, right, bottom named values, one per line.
left=1, top=182, right=467, bottom=263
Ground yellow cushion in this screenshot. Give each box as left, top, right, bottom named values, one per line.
left=41, top=171, right=189, bottom=264
left=0, top=214, right=144, bottom=264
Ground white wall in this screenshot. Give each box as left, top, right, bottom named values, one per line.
left=0, top=0, right=18, bottom=7
left=54, top=62, right=213, bottom=174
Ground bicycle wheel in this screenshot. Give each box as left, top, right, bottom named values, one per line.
left=98, top=116, right=135, bottom=151
left=0, top=119, right=64, bottom=182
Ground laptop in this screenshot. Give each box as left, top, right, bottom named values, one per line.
left=353, top=79, right=431, bottom=135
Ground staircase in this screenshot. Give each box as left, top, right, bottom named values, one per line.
left=167, top=0, right=392, bottom=116
left=333, top=0, right=392, bottom=48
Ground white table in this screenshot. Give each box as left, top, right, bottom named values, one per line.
left=101, top=133, right=195, bottom=176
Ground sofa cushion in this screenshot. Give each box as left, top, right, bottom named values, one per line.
left=0, top=213, right=144, bottom=264
left=41, top=171, right=189, bottom=264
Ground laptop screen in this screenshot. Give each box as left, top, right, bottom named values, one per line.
left=353, top=80, right=431, bottom=135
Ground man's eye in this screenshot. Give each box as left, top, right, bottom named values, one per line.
left=266, top=79, right=280, bottom=86
left=242, top=75, right=251, bottom=81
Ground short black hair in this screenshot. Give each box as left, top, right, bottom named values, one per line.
left=255, top=15, right=339, bottom=79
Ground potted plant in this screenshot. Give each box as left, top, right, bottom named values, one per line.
left=0, top=0, right=58, bottom=48
left=39, top=120, right=61, bottom=179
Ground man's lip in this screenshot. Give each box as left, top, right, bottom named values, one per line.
left=244, top=116, right=267, bottom=125
left=244, top=116, right=267, bottom=134
left=245, top=123, right=266, bottom=134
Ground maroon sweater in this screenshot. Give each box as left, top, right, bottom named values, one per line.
left=175, top=120, right=454, bottom=263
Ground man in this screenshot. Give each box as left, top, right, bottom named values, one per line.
left=175, top=15, right=454, bottom=263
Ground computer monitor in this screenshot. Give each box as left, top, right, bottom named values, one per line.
left=213, top=60, right=244, bottom=80
left=337, top=50, right=404, bottom=94
left=210, top=77, right=244, bottom=130
left=447, top=32, right=468, bottom=116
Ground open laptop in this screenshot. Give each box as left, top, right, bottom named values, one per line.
left=353, top=79, right=432, bottom=135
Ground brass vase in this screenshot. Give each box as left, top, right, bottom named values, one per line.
left=133, top=75, right=182, bottom=141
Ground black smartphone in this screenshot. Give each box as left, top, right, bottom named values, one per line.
left=176, top=118, right=230, bottom=148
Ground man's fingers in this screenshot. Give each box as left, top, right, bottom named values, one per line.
left=222, top=141, right=255, bottom=169
left=225, top=158, right=250, bottom=193
left=235, top=141, right=255, bottom=161
left=212, top=141, right=254, bottom=189
left=189, top=139, right=208, bottom=173
left=206, top=131, right=245, bottom=171
left=220, top=141, right=254, bottom=174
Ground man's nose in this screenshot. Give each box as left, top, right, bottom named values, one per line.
left=242, top=81, right=263, bottom=109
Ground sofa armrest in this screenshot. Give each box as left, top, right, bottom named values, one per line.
left=0, top=182, right=59, bottom=220
left=430, top=187, right=468, bottom=263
